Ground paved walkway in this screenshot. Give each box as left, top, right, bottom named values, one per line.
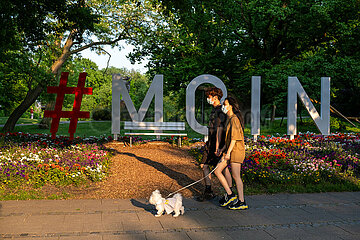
left=1, top=192, right=359, bottom=240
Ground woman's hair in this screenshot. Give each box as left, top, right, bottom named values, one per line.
left=205, top=87, right=223, bottom=100
left=225, top=96, right=244, bottom=130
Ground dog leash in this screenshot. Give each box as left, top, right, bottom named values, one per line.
left=165, top=158, right=224, bottom=198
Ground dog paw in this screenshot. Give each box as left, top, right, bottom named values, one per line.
left=155, top=214, right=162, bottom=217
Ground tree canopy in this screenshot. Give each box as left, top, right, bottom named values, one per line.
left=1, top=0, right=360, bottom=132
left=1, top=0, right=162, bottom=131
left=130, top=0, right=360, bottom=117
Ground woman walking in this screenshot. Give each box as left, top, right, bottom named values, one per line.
left=215, top=96, right=248, bottom=210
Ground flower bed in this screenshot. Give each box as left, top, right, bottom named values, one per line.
left=0, top=132, right=112, bottom=188
left=2, top=131, right=359, bottom=196
left=190, top=133, right=360, bottom=192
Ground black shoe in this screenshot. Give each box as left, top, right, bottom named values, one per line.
left=195, top=190, right=214, bottom=202
left=228, top=199, right=248, bottom=210
left=219, top=193, right=237, bottom=207
left=204, top=191, right=215, bottom=200
left=195, top=194, right=205, bottom=202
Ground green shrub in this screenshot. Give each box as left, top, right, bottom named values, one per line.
left=330, top=117, right=341, bottom=131
left=92, top=108, right=111, bottom=120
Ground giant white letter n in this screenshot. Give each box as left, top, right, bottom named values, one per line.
left=287, top=77, right=330, bottom=139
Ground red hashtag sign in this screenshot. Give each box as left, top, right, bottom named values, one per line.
left=44, top=72, right=93, bottom=140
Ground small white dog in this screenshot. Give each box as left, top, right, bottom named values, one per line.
left=149, top=190, right=185, bottom=217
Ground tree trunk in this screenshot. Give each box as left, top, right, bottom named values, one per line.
left=1, top=85, right=43, bottom=132
left=280, top=104, right=286, bottom=127
left=1, top=34, right=74, bottom=132
left=37, top=32, right=76, bottom=129
left=1, top=27, right=124, bottom=133
left=38, top=102, right=54, bottom=129
left=299, top=103, right=303, bottom=125
left=271, top=104, right=276, bottom=122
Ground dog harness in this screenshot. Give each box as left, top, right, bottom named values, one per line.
left=163, top=198, right=177, bottom=214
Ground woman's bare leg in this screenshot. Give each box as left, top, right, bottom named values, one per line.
left=214, top=161, right=232, bottom=195
left=223, top=167, right=232, bottom=188
left=203, top=164, right=212, bottom=185
left=230, top=163, right=244, bottom=201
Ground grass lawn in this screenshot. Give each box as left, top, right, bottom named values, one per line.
left=2, top=118, right=204, bottom=139
left=11, top=120, right=113, bottom=138
left=2, top=117, right=358, bottom=139
left=0, top=117, right=41, bottom=125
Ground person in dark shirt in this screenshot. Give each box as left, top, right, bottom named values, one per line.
left=196, top=87, right=233, bottom=201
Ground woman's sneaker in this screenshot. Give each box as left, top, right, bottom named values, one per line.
left=228, top=199, right=248, bottom=210
left=219, top=192, right=237, bottom=207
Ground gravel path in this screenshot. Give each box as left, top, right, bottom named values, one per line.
left=69, top=141, right=222, bottom=199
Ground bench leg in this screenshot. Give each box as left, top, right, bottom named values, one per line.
left=130, top=136, right=132, bottom=147
left=178, top=137, right=181, bottom=148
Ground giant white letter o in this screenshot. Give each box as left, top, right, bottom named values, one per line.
left=186, top=74, right=227, bottom=135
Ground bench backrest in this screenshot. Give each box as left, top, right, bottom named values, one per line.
left=124, top=121, right=185, bottom=131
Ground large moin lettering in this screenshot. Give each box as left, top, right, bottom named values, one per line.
left=111, top=74, right=330, bottom=140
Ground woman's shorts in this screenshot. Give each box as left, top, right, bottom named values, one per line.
left=230, top=150, right=245, bottom=164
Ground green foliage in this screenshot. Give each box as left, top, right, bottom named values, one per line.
left=133, top=0, right=360, bottom=116
left=330, top=117, right=349, bottom=131
left=330, top=117, right=341, bottom=131
left=251, top=53, right=360, bottom=116
left=0, top=51, right=53, bottom=114
left=0, top=0, right=99, bottom=105
left=1, top=0, right=165, bottom=132
left=92, top=108, right=111, bottom=121
left=2, top=0, right=360, bottom=135
left=0, top=0, right=68, bottom=54
left=58, top=58, right=152, bottom=121
left=163, top=92, right=186, bottom=122
left=129, top=72, right=150, bottom=109
left=0, top=189, right=44, bottom=200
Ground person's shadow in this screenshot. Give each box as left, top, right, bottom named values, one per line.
left=116, top=151, right=202, bottom=196
left=130, top=199, right=156, bottom=214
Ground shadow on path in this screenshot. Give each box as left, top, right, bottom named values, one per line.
left=130, top=199, right=155, bottom=214
left=116, top=151, right=202, bottom=196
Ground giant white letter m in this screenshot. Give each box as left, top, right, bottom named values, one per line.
left=112, top=74, right=164, bottom=137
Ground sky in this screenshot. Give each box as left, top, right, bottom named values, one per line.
left=80, top=40, right=148, bottom=73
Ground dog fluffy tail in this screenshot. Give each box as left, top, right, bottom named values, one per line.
left=174, top=193, right=184, bottom=215
left=174, top=193, right=182, bottom=201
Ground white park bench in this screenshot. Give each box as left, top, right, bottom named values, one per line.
left=124, top=121, right=187, bottom=147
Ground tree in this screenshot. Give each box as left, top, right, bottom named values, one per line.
left=131, top=0, right=360, bottom=117
left=60, top=57, right=151, bottom=120
left=0, top=0, right=68, bottom=55
left=1, top=0, right=162, bottom=132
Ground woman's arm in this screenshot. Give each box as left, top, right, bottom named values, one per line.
left=215, top=111, right=226, bottom=155
left=224, top=140, right=236, bottom=160
left=217, top=144, right=226, bottom=156
left=215, top=126, right=223, bottom=154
